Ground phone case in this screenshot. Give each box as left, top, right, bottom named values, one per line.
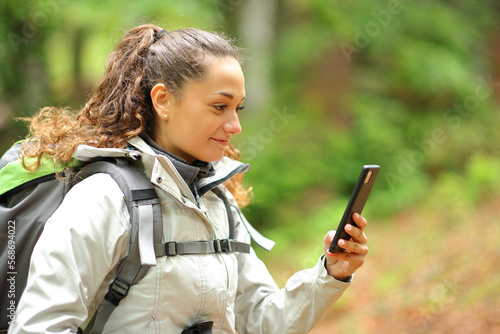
left=329, top=165, right=380, bottom=253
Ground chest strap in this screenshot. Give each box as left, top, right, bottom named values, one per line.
left=154, top=239, right=250, bottom=257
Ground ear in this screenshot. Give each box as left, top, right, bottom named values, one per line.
left=151, top=83, right=173, bottom=121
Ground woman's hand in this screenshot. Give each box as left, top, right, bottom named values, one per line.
left=323, top=213, right=369, bottom=281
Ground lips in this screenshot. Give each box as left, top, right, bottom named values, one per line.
left=211, top=138, right=229, bottom=146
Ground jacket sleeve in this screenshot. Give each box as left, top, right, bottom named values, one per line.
left=234, top=217, right=351, bottom=334
left=8, top=174, right=130, bottom=334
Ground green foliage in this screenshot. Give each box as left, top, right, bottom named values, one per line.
left=1, top=0, right=499, bottom=251
left=240, top=0, right=500, bottom=241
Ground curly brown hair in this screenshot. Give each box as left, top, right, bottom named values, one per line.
left=21, top=24, right=251, bottom=207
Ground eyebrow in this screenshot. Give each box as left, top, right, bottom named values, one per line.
left=212, top=91, right=245, bottom=101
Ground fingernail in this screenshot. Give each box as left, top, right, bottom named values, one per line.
left=353, top=213, right=359, bottom=219
left=339, top=239, right=345, bottom=246
left=346, top=224, right=352, bottom=231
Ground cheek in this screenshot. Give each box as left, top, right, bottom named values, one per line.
left=197, top=116, right=222, bottom=135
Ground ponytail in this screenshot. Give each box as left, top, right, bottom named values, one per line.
left=22, top=24, right=161, bottom=167
left=79, top=24, right=161, bottom=146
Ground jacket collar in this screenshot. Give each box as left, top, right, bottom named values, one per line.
left=140, top=134, right=215, bottom=194
left=127, top=137, right=250, bottom=197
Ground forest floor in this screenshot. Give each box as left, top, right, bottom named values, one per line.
left=264, top=195, right=500, bottom=334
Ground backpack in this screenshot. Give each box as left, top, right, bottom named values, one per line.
left=0, top=141, right=255, bottom=334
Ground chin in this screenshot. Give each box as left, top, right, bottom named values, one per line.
left=201, top=152, right=225, bottom=163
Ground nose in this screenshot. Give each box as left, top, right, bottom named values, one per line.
left=223, top=111, right=242, bottom=135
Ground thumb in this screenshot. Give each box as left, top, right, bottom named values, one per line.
left=323, top=230, right=336, bottom=254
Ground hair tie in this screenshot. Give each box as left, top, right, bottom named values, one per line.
left=153, top=29, right=168, bottom=43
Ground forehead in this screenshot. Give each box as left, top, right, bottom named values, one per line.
left=183, top=57, right=245, bottom=98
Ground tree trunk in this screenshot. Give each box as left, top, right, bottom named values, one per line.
left=237, top=0, right=278, bottom=114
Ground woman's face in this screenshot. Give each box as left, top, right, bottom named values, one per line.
left=152, top=57, right=245, bottom=163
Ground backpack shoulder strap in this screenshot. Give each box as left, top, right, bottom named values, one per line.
left=152, top=186, right=275, bottom=259
left=152, top=186, right=251, bottom=257
left=213, top=186, right=275, bottom=252
left=210, top=187, right=236, bottom=239
left=74, top=158, right=162, bottom=334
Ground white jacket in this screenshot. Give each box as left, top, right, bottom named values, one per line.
left=9, top=137, right=351, bottom=334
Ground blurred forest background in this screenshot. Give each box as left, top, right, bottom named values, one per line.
left=1, top=0, right=499, bottom=332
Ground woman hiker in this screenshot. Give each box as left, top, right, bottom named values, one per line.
left=9, top=24, right=369, bottom=334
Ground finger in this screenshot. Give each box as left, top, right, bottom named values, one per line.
left=344, top=223, right=368, bottom=245
left=339, top=238, right=368, bottom=256
left=352, top=213, right=367, bottom=231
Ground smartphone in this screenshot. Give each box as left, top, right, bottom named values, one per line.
left=329, top=165, right=380, bottom=253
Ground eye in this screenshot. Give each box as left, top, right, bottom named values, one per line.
left=213, top=104, right=227, bottom=112
left=236, top=105, right=245, bottom=113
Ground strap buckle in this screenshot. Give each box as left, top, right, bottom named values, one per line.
left=105, top=277, right=131, bottom=306
left=214, top=239, right=231, bottom=253
left=165, top=241, right=178, bottom=256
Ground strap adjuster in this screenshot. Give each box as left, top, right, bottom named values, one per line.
left=105, top=277, right=131, bottom=306
left=214, top=239, right=231, bottom=253
left=165, top=241, right=178, bottom=256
